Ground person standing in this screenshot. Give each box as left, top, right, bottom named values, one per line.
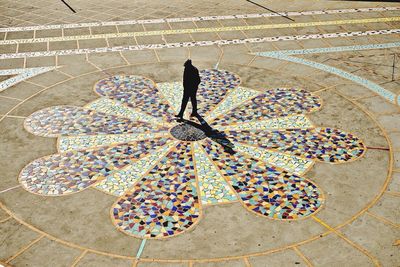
left=176, top=59, right=201, bottom=120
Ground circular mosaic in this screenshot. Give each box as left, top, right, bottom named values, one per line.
left=19, top=69, right=366, bottom=239
left=170, top=123, right=207, bottom=141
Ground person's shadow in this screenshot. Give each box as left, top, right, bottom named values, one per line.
left=178, top=115, right=236, bottom=155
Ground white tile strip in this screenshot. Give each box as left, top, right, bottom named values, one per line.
left=0, top=66, right=57, bottom=92
left=2, top=16, right=399, bottom=45
left=0, top=6, right=399, bottom=33
left=0, top=29, right=398, bottom=60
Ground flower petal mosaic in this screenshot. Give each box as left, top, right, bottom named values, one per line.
left=19, top=69, right=366, bottom=239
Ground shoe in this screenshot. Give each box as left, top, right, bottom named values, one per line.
left=190, top=113, right=199, bottom=117
left=175, top=113, right=183, bottom=119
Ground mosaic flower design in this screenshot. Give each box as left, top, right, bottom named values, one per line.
left=19, top=69, right=366, bottom=239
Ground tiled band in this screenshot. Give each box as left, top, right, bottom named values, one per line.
left=0, top=6, right=398, bottom=33
left=2, top=16, right=400, bottom=45
left=1, top=29, right=399, bottom=60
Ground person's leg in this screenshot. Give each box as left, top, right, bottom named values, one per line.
left=177, top=93, right=190, bottom=118
left=190, top=93, right=198, bottom=116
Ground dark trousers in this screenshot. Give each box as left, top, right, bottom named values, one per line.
left=178, top=91, right=197, bottom=116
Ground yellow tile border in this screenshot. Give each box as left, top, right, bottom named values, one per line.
left=5, top=235, right=45, bottom=263
left=293, top=246, right=313, bottom=267
left=70, top=250, right=88, bottom=267
left=311, top=216, right=380, bottom=266
left=366, top=211, right=399, bottom=229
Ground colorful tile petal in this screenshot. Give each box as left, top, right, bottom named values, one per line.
left=212, top=88, right=321, bottom=126
left=197, top=69, right=241, bottom=116
left=206, top=86, right=261, bottom=121
left=226, top=128, right=365, bottom=163
left=203, top=139, right=323, bottom=219
left=24, top=106, right=165, bottom=137
left=233, top=142, right=314, bottom=175
left=94, top=75, right=175, bottom=122
left=58, top=132, right=169, bottom=152
left=95, top=141, right=178, bottom=196
left=218, top=115, right=313, bottom=131
left=111, top=142, right=200, bottom=239
left=19, top=137, right=171, bottom=196
left=85, top=98, right=166, bottom=126
left=193, top=142, right=237, bottom=205
left=157, top=82, right=183, bottom=114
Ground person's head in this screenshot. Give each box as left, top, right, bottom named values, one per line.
left=184, top=59, right=192, bottom=67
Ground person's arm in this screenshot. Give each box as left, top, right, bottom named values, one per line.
left=183, top=68, right=187, bottom=86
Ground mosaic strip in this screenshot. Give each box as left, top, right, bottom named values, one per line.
left=203, top=139, right=323, bottom=219
left=193, top=142, right=237, bottom=205
left=0, top=67, right=57, bottom=92
left=259, top=42, right=400, bottom=57
left=233, top=142, right=314, bottom=175
left=2, top=7, right=398, bottom=32
left=198, top=69, right=241, bottom=116
left=24, top=106, right=165, bottom=137
left=263, top=53, right=398, bottom=104
left=212, top=88, right=321, bottom=127
left=207, top=86, right=261, bottom=121
left=112, top=142, right=200, bottom=238
left=19, top=137, right=171, bottom=196
left=227, top=128, right=365, bottom=163
left=58, top=132, right=168, bottom=152
left=85, top=98, right=165, bottom=126
left=218, top=115, right=313, bottom=131
left=95, top=142, right=178, bottom=196
left=2, top=17, right=400, bottom=45
left=1, top=29, right=399, bottom=60
left=95, top=75, right=175, bottom=123
left=156, top=82, right=183, bottom=113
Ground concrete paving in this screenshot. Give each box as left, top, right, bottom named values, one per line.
left=0, top=1, right=399, bottom=266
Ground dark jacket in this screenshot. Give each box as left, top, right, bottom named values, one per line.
left=183, top=65, right=201, bottom=94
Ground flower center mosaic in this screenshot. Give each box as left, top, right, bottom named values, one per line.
left=19, top=69, right=366, bottom=239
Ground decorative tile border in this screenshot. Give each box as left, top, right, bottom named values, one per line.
left=0, top=6, right=398, bottom=33
left=2, top=16, right=400, bottom=45
left=255, top=42, right=400, bottom=105
left=1, top=29, right=399, bottom=60
left=0, top=67, right=57, bottom=92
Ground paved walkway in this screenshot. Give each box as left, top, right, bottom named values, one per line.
left=0, top=1, right=399, bottom=266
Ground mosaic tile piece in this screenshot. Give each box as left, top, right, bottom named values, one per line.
left=157, top=82, right=183, bottom=113
left=218, top=115, right=313, bottom=131
left=24, top=106, right=164, bottom=138
left=212, top=88, right=321, bottom=126
left=197, top=69, right=241, bottom=116
left=112, top=142, right=200, bottom=238
left=58, top=132, right=168, bottom=152
left=19, top=137, right=172, bottom=196
left=207, top=86, right=261, bottom=121
left=85, top=98, right=165, bottom=126
left=193, top=142, right=237, bottom=205
left=232, top=142, right=314, bottom=175
left=94, top=75, right=175, bottom=122
left=95, top=141, right=178, bottom=196
left=226, top=128, right=365, bottom=163
left=203, top=139, right=323, bottom=219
